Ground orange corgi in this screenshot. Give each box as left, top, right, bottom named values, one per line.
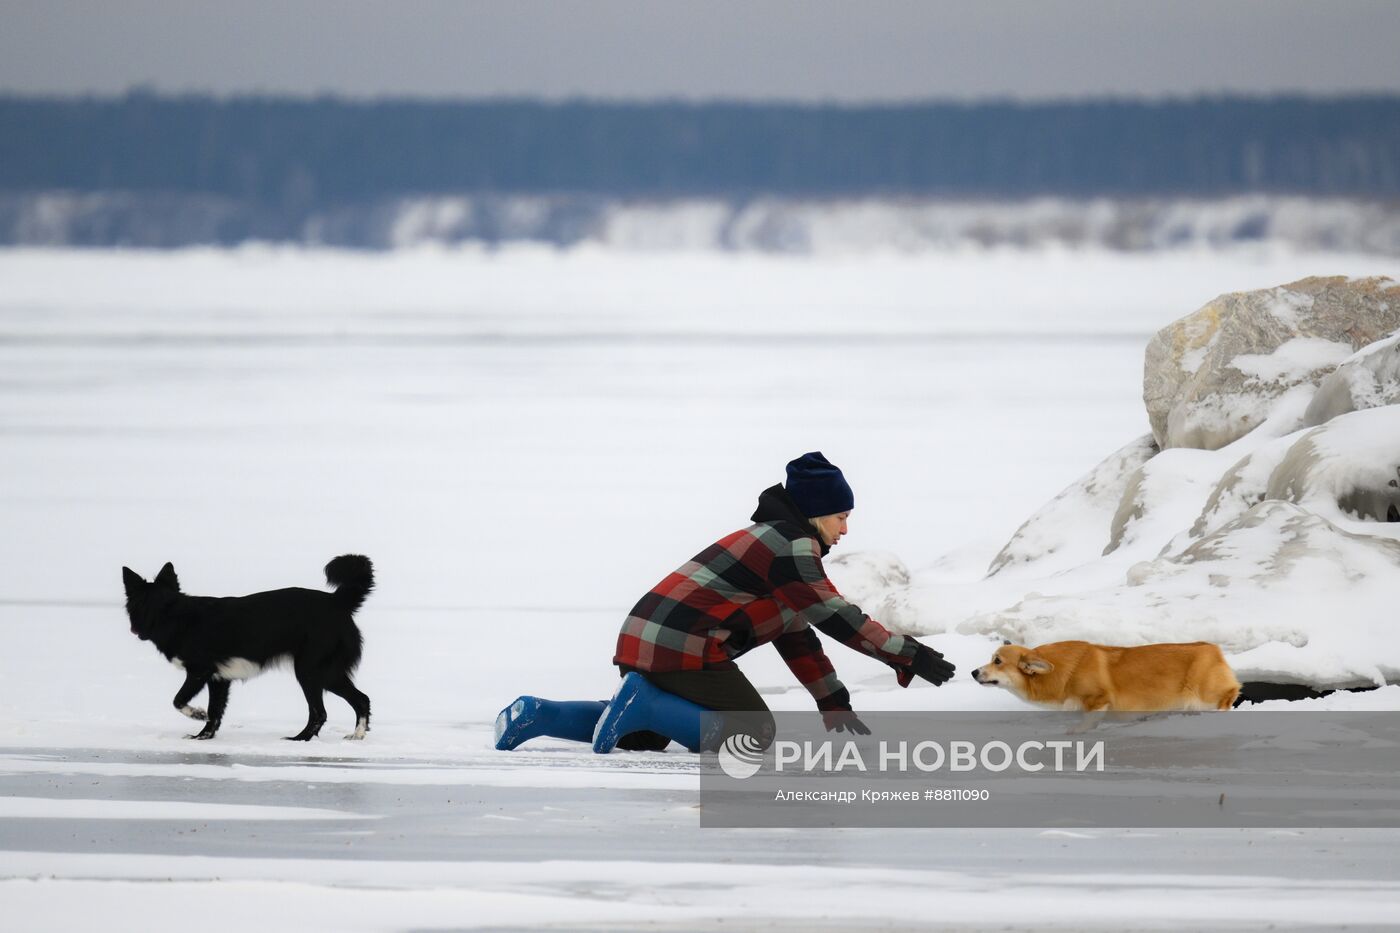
left=972, top=640, right=1239, bottom=729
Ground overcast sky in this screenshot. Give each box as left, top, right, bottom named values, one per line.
left=4, top=0, right=1399, bottom=102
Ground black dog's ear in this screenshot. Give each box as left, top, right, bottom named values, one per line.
left=1002, top=638, right=1013, bottom=646
left=122, top=567, right=143, bottom=593
left=154, top=562, right=180, bottom=592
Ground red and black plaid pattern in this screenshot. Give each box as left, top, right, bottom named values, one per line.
left=615, top=519, right=918, bottom=711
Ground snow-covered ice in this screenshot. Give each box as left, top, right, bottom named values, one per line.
left=4, top=245, right=1400, bottom=930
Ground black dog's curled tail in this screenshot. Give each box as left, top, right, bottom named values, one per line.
left=325, top=555, right=374, bottom=614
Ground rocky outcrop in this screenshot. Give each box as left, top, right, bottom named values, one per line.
left=864, top=277, right=1400, bottom=694
left=1143, top=276, right=1400, bottom=451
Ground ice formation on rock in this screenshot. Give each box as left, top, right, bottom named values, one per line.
left=1303, top=331, right=1400, bottom=427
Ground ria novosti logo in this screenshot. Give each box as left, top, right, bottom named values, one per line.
left=715, top=734, right=1106, bottom=779
left=717, top=733, right=766, bottom=779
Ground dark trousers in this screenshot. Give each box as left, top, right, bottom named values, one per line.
left=616, top=665, right=775, bottom=752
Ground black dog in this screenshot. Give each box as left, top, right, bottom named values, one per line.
left=121, top=555, right=374, bottom=741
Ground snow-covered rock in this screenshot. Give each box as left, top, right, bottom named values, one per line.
left=1181, top=432, right=1301, bottom=544
left=1302, top=331, right=1400, bottom=427
left=987, top=434, right=1158, bottom=578
left=889, top=364, right=1400, bottom=692
left=827, top=551, right=917, bottom=629
left=1265, top=404, right=1400, bottom=525
left=1143, top=276, right=1400, bottom=451
left=1178, top=404, right=1400, bottom=548
left=827, top=550, right=911, bottom=604
left=1103, top=447, right=1221, bottom=556
left=960, top=500, right=1400, bottom=689
left=1113, top=385, right=1317, bottom=555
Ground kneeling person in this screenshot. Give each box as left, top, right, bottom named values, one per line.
left=495, top=452, right=956, bottom=753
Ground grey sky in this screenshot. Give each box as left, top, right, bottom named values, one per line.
left=4, top=0, right=1399, bottom=102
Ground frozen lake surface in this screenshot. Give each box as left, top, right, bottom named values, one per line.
left=3, top=246, right=1400, bottom=929
left=4, top=745, right=1400, bottom=931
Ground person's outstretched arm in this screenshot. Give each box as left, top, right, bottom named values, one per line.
left=770, top=534, right=955, bottom=687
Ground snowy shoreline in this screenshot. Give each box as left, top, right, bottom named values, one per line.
left=9, top=193, right=1400, bottom=257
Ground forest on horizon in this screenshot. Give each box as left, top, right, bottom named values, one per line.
left=4, top=93, right=1399, bottom=206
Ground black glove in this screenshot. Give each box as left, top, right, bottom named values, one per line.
left=821, top=709, right=872, bottom=735
left=895, top=643, right=956, bottom=688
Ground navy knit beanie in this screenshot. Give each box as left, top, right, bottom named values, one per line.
left=784, top=452, right=854, bottom=518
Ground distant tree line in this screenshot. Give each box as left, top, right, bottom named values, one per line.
left=2, top=93, right=1399, bottom=208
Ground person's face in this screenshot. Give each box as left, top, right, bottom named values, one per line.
left=813, top=511, right=850, bottom=547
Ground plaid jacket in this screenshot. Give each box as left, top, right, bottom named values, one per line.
left=614, top=485, right=919, bottom=711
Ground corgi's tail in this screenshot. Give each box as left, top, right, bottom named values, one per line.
left=325, top=554, right=374, bottom=614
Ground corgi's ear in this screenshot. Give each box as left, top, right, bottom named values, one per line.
left=154, top=562, right=180, bottom=592
left=122, top=567, right=143, bottom=593
left=1019, top=655, right=1053, bottom=675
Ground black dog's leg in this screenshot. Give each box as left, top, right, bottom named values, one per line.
left=172, top=670, right=209, bottom=721
left=190, top=679, right=230, bottom=740
left=285, top=665, right=327, bottom=741
left=325, top=672, right=371, bottom=740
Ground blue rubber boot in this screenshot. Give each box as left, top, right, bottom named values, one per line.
left=494, top=697, right=607, bottom=751
left=592, top=672, right=707, bottom=753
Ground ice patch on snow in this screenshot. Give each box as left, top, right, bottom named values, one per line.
left=4, top=852, right=1400, bottom=933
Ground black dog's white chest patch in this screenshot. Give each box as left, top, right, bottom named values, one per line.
left=214, top=657, right=264, bottom=681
